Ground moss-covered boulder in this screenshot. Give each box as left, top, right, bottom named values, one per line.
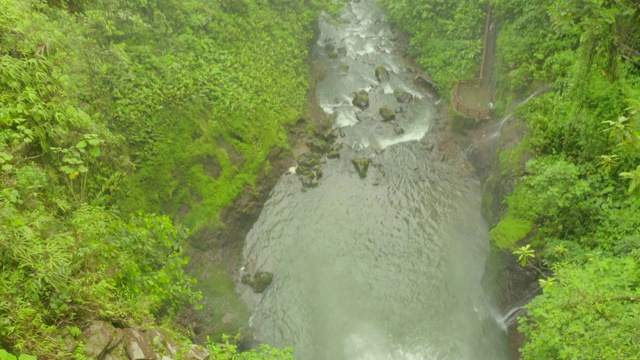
left=242, top=271, right=274, bottom=293
left=375, top=66, right=390, bottom=82
left=379, top=105, right=395, bottom=122
left=339, top=63, right=350, bottom=76
left=394, top=89, right=413, bottom=103
left=352, top=90, right=370, bottom=110
left=351, top=158, right=371, bottom=179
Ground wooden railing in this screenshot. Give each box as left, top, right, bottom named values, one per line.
left=452, top=3, right=494, bottom=120
left=453, top=80, right=493, bottom=119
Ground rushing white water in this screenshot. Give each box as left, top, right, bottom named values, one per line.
left=240, top=1, right=508, bottom=359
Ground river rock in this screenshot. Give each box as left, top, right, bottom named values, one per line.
left=327, top=142, right=343, bottom=159
left=375, top=66, right=389, bottom=81
left=339, top=63, right=350, bottom=75
left=337, top=47, right=347, bottom=56
left=351, top=158, right=371, bottom=179
left=393, top=124, right=405, bottom=135
left=297, top=153, right=318, bottom=169
left=328, top=50, right=339, bottom=59
left=352, top=90, right=369, bottom=110
left=307, top=139, right=327, bottom=153
left=394, top=89, right=413, bottom=103
left=242, top=271, right=274, bottom=293
left=379, top=105, right=395, bottom=122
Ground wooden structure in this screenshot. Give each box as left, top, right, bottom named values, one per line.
left=452, top=4, right=494, bottom=120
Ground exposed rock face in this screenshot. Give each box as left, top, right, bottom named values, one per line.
left=379, top=105, right=396, bottom=122
left=351, top=158, right=371, bottom=179
left=375, top=66, right=390, bottom=81
left=352, top=90, right=370, bottom=110
left=78, top=321, right=209, bottom=360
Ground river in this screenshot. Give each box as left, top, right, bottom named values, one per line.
left=240, top=1, right=509, bottom=359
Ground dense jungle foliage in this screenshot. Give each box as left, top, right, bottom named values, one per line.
left=382, top=0, right=640, bottom=358
left=492, top=0, right=640, bottom=358
left=0, top=0, right=339, bottom=357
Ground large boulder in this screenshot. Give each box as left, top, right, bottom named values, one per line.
left=379, top=105, right=396, bottom=122
left=375, top=66, right=390, bottom=82
left=81, top=321, right=123, bottom=359
left=351, top=158, right=372, bottom=179
left=394, top=89, right=413, bottom=103
left=242, top=271, right=274, bottom=293
left=352, top=90, right=370, bottom=110
left=123, top=329, right=156, bottom=360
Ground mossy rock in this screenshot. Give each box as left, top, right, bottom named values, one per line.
left=351, top=158, right=371, bottom=179
left=379, top=105, right=395, bottom=122
left=375, top=66, right=390, bottom=82
left=242, top=271, right=274, bottom=293
left=394, top=89, right=413, bottom=103
left=252, top=271, right=274, bottom=293
left=352, top=90, right=370, bottom=110
left=339, top=63, right=350, bottom=75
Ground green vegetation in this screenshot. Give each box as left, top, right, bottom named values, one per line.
left=379, top=0, right=640, bottom=357
left=378, top=0, right=487, bottom=92
left=1, top=0, right=340, bottom=357
left=491, top=0, right=640, bottom=358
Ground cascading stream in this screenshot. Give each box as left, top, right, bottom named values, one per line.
left=240, top=1, right=509, bottom=359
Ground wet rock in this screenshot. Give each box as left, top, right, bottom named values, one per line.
left=328, top=50, right=339, bottom=59
left=379, top=105, right=396, bottom=122
left=394, top=107, right=404, bottom=114
left=300, top=171, right=317, bottom=188
left=351, top=158, right=371, bottom=179
left=337, top=47, right=347, bottom=56
left=375, top=66, right=390, bottom=82
left=307, top=139, right=327, bottom=153
left=339, top=63, right=350, bottom=75
left=314, top=166, right=323, bottom=179
left=327, top=150, right=341, bottom=159
left=325, top=43, right=335, bottom=52
left=242, top=271, right=274, bottom=293
left=297, top=153, right=318, bottom=169
left=394, top=89, right=413, bottom=103
left=352, top=90, right=369, bottom=110
left=339, top=128, right=346, bottom=137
